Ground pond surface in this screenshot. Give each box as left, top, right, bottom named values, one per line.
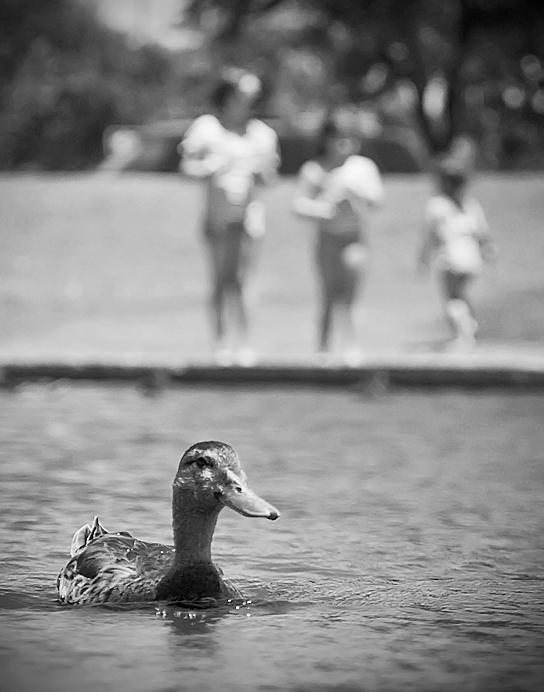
left=1, top=385, right=543, bottom=692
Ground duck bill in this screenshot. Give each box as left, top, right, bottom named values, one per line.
left=220, top=473, right=280, bottom=520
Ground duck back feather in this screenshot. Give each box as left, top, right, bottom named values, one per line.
left=58, top=527, right=176, bottom=605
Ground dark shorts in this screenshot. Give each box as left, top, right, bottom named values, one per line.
left=316, top=232, right=366, bottom=304
left=204, top=221, right=254, bottom=288
left=439, top=269, right=474, bottom=301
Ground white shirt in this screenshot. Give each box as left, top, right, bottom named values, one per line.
left=425, top=195, right=489, bottom=274
left=180, top=114, right=279, bottom=236
left=293, top=155, right=384, bottom=237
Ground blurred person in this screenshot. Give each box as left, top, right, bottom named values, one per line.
left=417, top=144, right=496, bottom=351
left=180, top=70, right=279, bottom=366
left=292, top=120, right=384, bottom=365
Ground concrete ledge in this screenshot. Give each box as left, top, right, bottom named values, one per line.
left=2, top=353, right=544, bottom=389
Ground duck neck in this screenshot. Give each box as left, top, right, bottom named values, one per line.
left=171, top=490, right=220, bottom=565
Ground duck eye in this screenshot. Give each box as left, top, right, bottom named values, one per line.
left=185, top=454, right=213, bottom=468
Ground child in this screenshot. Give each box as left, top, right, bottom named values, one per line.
left=292, top=120, right=384, bottom=365
left=417, top=148, right=496, bottom=351
left=180, top=70, right=279, bottom=365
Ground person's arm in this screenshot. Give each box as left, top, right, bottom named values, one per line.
left=178, top=115, right=227, bottom=179
left=254, top=149, right=280, bottom=186
left=340, top=156, right=385, bottom=211
left=417, top=230, right=437, bottom=274
left=472, top=200, right=498, bottom=264
left=416, top=201, right=440, bottom=274
left=253, top=126, right=281, bottom=187
left=291, top=162, right=336, bottom=221
left=181, top=150, right=227, bottom=179
left=242, top=122, right=279, bottom=189
left=360, top=158, right=384, bottom=209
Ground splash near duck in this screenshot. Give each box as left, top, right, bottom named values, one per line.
left=57, top=441, right=279, bottom=606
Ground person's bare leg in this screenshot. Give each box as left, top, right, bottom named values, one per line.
left=242, top=235, right=263, bottom=309
left=339, top=303, right=356, bottom=345
left=233, top=232, right=257, bottom=365
left=317, top=296, right=334, bottom=364
left=337, top=302, right=364, bottom=365
left=211, top=282, right=225, bottom=342
left=206, top=238, right=233, bottom=364
left=340, top=243, right=366, bottom=364
left=440, top=270, right=477, bottom=351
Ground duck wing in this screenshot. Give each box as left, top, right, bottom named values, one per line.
left=69, top=516, right=109, bottom=556
left=57, top=532, right=175, bottom=605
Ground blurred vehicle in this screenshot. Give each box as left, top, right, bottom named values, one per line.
left=99, top=118, right=423, bottom=175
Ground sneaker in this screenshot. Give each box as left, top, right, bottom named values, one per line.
left=315, top=351, right=335, bottom=367
left=214, top=348, right=235, bottom=366
left=446, top=299, right=476, bottom=350
left=235, top=348, right=258, bottom=367
left=459, top=313, right=477, bottom=351
left=342, top=348, right=366, bottom=367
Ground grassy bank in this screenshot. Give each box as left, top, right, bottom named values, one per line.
left=0, top=172, right=543, bottom=362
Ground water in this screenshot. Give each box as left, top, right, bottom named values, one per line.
left=1, top=384, right=543, bottom=692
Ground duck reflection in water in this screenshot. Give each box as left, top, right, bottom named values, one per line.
left=57, top=441, right=280, bottom=606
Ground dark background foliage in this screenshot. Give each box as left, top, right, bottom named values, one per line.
left=1, top=0, right=544, bottom=171
left=0, top=0, right=197, bottom=170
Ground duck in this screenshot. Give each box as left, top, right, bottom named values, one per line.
left=57, top=441, right=280, bottom=606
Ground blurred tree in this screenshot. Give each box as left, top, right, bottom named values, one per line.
left=184, top=0, right=544, bottom=163
left=0, top=0, right=184, bottom=169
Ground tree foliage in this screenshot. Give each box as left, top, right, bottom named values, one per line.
left=0, top=0, right=184, bottom=170
left=186, top=0, right=544, bottom=162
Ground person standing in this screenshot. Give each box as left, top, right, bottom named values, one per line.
left=180, top=70, right=279, bottom=365
left=292, top=120, right=384, bottom=365
left=417, top=145, right=496, bottom=351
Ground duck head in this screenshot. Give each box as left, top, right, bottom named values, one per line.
left=173, top=441, right=280, bottom=520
